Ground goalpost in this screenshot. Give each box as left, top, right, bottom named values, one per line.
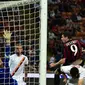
left=40, top=0, right=47, bottom=85
left=0, top=0, right=47, bottom=85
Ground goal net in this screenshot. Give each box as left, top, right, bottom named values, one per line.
left=0, top=0, right=47, bottom=85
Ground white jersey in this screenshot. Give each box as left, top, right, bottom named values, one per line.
left=61, top=65, right=85, bottom=85
left=9, top=54, right=28, bottom=85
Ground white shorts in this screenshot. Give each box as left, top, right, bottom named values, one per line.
left=13, top=74, right=26, bottom=85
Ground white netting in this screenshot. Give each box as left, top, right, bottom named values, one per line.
left=0, top=0, right=41, bottom=85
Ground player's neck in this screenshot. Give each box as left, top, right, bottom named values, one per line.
left=18, top=54, right=22, bottom=57
left=16, top=53, right=22, bottom=57
left=66, top=38, right=69, bottom=42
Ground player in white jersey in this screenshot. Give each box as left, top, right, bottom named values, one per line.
left=61, top=65, right=85, bottom=85
left=9, top=44, right=28, bottom=85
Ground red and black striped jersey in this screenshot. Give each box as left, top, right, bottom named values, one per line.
left=63, top=39, right=85, bottom=65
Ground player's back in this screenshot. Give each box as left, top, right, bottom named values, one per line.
left=63, top=39, right=83, bottom=65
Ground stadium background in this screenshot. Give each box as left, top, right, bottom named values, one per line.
left=0, top=0, right=85, bottom=85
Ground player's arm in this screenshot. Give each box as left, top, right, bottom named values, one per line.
left=60, top=73, right=68, bottom=84
left=78, top=79, right=83, bottom=85
left=3, top=30, right=11, bottom=57
left=23, top=57, right=28, bottom=82
left=24, top=69, right=28, bottom=82
left=78, top=71, right=85, bottom=85
left=24, top=65, right=28, bottom=78
left=49, top=58, right=66, bottom=68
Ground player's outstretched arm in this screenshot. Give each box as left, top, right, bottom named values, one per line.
left=3, top=30, right=11, bottom=57
left=49, top=58, right=66, bottom=68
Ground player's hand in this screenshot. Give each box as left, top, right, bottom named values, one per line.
left=63, top=78, right=67, bottom=84
left=50, top=63, right=56, bottom=67
left=23, top=77, right=28, bottom=82
left=59, top=58, right=66, bottom=64
left=3, top=30, right=12, bottom=44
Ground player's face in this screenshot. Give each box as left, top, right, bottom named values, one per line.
left=61, top=34, right=68, bottom=43
left=16, top=45, right=23, bottom=54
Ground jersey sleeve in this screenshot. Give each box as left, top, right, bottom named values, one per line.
left=25, top=56, right=28, bottom=65
left=5, top=44, right=10, bottom=58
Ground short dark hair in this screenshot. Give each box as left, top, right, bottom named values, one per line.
left=16, top=43, right=23, bottom=48
left=16, top=43, right=22, bottom=46
left=70, top=67, right=79, bottom=79
left=62, top=31, right=72, bottom=39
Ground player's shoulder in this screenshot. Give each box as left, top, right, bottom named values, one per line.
left=68, top=39, right=78, bottom=43
left=10, top=54, right=17, bottom=58
left=65, top=39, right=78, bottom=46
left=21, top=55, right=28, bottom=62
left=21, top=54, right=28, bottom=58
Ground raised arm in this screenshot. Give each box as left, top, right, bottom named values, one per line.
left=3, top=30, right=11, bottom=57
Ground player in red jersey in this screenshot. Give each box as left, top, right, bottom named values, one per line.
left=50, top=31, right=85, bottom=85
left=61, top=31, right=85, bottom=66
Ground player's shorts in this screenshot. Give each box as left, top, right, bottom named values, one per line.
left=13, top=74, right=26, bottom=85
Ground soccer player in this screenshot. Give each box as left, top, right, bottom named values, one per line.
left=60, top=65, right=85, bottom=85
left=50, top=31, right=85, bottom=85
left=9, top=43, right=28, bottom=85
left=0, top=30, right=17, bottom=85
left=61, top=31, right=85, bottom=66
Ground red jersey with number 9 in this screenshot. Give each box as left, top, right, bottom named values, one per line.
left=63, top=40, right=85, bottom=65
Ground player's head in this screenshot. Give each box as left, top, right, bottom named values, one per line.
left=70, top=67, right=79, bottom=79
left=61, top=31, right=72, bottom=43
left=15, top=43, right=23, bottom=55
